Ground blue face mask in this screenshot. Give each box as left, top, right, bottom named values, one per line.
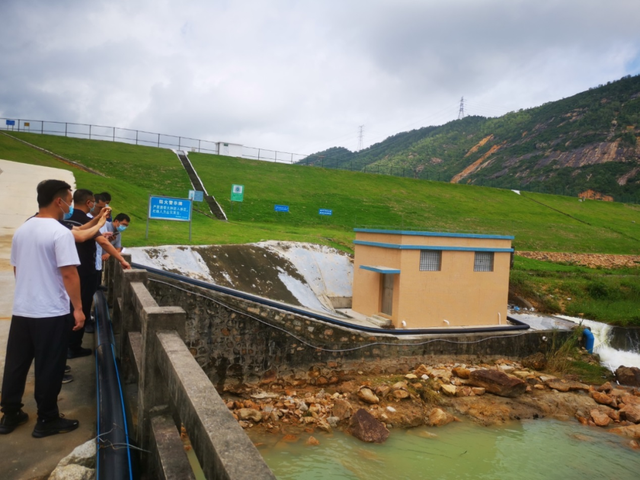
left=61, top=200, right=74, bottom=220
left=117, top=225, right=127, bottom=232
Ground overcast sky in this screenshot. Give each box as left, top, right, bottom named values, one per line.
left=1, top=0, right=639, bottom=155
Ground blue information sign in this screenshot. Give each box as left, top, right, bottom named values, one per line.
left=319, top=209, right=333, bottom=216
left=149, top=196, right=192, bottom=221
left=5, top=120, right=15, bottom=126
left=188, top=190, right=204, bottom=202
left=274, top=205, right=289, bottom=212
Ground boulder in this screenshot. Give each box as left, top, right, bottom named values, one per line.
left=375, top=385, right=390, bottom=398
left=619, top=404, right=640, bottom=424
left=49, top=440, right=97, bottom=480
left=393, top=389, right=410, bottom=400
left=545, top=379, right=589, bottom=393
left=332, top=399, right=353, bottom=420
left=414, top=364, right=430, bottom=376
left=468, top=369, right=527, bottom=398
left=54, top=439, right=96, bottom=469
left=609, top=424, right=640, bottom=440
left=441, top=385, right=457, bottom=397
left=590, top=409, right=611, bottom=427
left=471, top=387, right=486, bottom=396
left=357, top=387, right=380, bottom=404
left=237, top=408, right=263, bottom=422
left=596, top=382, right=613, bottom=393
left=452, top=366, right=470, bottom=379
left=317, top=418, right=332, bottom=432
left=590, top=390, right=617, bottom=408
left=391, top=381, right=408, bottom=391
left=425, top=408, right=456, bottom=427
left=49, top=465, right=95, bottom=480
left=456, top=386, right=473, bottom=397
left=521, top=352, right=547, bottom=371
left=305, top=436, right=320, bottom=446
left=615, top=366, right=640, bottom=387
left=348, top=409, right=390, bottom=443
left=326, top=416, right=340, bottom=428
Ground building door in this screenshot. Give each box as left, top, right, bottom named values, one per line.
left=381, top=274, right=394, bottom=316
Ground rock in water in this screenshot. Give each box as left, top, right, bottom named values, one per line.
left=615, top=366, right=640, bottom=387
left=590, top=409, right=611, bottom=427
left=237, top=408, right=263, bottom=422
left=619, top=404, right=640, bottom=424
left=332, top=398, right=353, bottom=421
left=609, top=424, right=640, bottom=440
left=468, top=369, right=527, bottom=397
left=425, top=408, right=455, bottom=427
left=349, top=409, right=390, bottom=443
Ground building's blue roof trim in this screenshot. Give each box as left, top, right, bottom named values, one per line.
left=353, top=240, right=514, bottom=253
left=354, top=228, right=515, bottom=240
left=359, top=265, right=401, bottom=274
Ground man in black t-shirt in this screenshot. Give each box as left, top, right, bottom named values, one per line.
left=67, top=189, right=131, bottom=359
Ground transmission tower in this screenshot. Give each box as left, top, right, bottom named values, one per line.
left=358, top=125, right=364, bottom=150
left=458, top=96, right=465, bottom=120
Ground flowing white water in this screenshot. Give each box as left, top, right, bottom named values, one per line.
left=556, top=315, right=640, bottom=372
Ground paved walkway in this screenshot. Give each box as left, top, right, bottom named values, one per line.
left=0, top=159, right=97, bottom=480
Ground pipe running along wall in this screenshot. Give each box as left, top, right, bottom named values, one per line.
left=131, top=262, right=529, bottom=335
left=94, top=290, right=135, bottom=480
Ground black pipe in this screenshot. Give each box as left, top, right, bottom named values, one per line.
left=94, top=290, right=135, bottom=480
left=131, top=262, right=529, bottom=335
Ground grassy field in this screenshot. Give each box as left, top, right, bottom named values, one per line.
left=511, top=256, right=640, bottom=326
left=1, top=131, right=640, bottom=325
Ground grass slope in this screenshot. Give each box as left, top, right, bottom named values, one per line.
left=2, top=132, right=640, bottom=254
left=2, top=131, right=639, bottom=325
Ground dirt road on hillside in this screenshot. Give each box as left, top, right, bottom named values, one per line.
left=516, top=251, right=640, bottom=269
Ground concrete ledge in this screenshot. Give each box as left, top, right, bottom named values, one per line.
left=128, top=331, right=143, bottom=379
left=156, top=331, right=276, bottom=480
left=149, top=415, right=196, bottom=480
left=131, top=282, right=159, bottom=311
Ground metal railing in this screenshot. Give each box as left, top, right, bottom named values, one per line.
left=0, top=117, right=308, bottom=164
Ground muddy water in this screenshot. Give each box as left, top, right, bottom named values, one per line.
left=249, top=420, right=639, bottom=479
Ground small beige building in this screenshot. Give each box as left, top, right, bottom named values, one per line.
left=351, top=229, right=514, bottom=328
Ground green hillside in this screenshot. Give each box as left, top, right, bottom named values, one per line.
left=2, top=131, right=640, bottom=325
left=2, top=131, right=639, bottom=254
left=305, top=75, right=640, bottom=202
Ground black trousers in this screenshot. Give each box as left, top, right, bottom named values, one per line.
left=69, top=270, right=97, bottom=351
left=1, top=314, right=73, bottom=420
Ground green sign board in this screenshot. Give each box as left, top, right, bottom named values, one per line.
left=231, top=184, right=244, bottom=202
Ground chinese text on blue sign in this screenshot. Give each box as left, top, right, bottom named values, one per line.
left=274, top=205, right=289, bottom=212
left=149, top=196, right=192, bottom=221
left=319, top=209, right=333, bottom=216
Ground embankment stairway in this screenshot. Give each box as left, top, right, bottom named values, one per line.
left=175, top=150, right=227, bottom=221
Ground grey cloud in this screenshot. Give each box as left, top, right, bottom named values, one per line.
left=0, top=0, right=639, bottom=154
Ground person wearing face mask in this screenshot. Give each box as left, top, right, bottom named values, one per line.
left=95, top=213, right=129, bottom=292
left=66, top=190, right=131, bottom=356
left=0, top=180, right=83, bottom=437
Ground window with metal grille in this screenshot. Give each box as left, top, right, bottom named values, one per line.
left=420, top=250, right=441, bottom=271
left=474, top=252, right=494, bottom=272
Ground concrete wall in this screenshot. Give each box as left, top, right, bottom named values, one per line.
left=145, top=275, right=562, bottom=388
left=352, top=230, right=513, bottom=328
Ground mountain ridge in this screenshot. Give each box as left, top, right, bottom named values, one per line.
left=303, top=75, right=640, bottom=202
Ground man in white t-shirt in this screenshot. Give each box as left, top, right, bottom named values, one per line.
left=0, top=180, right=84, bottom=438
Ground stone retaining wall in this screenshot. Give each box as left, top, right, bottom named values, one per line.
left=145, top=275, right=569, bottom=388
